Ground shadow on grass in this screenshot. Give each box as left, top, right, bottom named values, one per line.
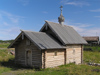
left=0, top=58, right=40, bottom=71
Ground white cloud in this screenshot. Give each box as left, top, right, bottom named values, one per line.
left=80, top=28, right=100, bottom=37
left=0, top=27, right=20, bottom=40
left=18, top=0, right=30, bottom=6
left=61, top=0, right=89, bottom=6
left=90, top=9, right=100, bottom=12
left=0, top=10, right=25, bottom=23
left=9, top=17, right=19, bottom=23
left=71, top=25, right=84, bottom=32
left=61, top=19, right=100, bottom=37
left=0, top=10, right=25, bottom=40
left=3, top=22, right=9, bottom=26
left=50, top=19, right=100, bottom=37
left=49, top=19, right=98, bottom=37
left=67, top=23, right=90, bottom=32
left=69, top=23, right=100, bottom=37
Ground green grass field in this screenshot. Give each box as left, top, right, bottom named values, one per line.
left=0, top=43, right=10, bottom=48
left=0, top=43, right=100, bottom=75
left=84, top=45, right=100, bottom=52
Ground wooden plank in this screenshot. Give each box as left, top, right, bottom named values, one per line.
left=15, top=37, right=42, bottom=68
left=66, top=45, right=82, bottom=64
left=81, top=45, right=83, bottom=64
left=44, top=50, right=47, bottom=68
left=42, top=50, right=44, bottom=69
left=45, top=49, right=65, bottom=68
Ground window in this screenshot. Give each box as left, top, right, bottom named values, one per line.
left=73, top=49, right=75, bottom=54
left=54, top=51, right=57, bottom=56
left=26, top=39, right=30, bottom=45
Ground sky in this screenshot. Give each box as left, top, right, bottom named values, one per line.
left=0, top=0, right=100, bottom=40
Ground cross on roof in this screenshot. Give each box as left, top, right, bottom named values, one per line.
left=60, top=6, right=63, bottom=12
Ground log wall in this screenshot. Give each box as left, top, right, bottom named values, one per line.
left=42, top=49, right=65, bottom=68
left=15, top=37, right=41, bottom=68
left=66, top=45, right=82, bottom=64
left=15, top=36, right=83, bottom=68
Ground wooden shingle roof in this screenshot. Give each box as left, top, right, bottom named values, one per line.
left=8, top=30, right=65, bottom=50
left=40, top=21, right=87, bottom=45
left=8, top=21, right=87, bottom=49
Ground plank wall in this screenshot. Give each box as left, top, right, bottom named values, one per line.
left=42, top=49, right=65, bottom=68
left=66, top=45, right=82, bottom=64
left=15, top=37, right=41, bottom=68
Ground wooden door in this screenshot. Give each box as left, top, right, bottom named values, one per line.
left=26, top=50, right=32, bottom=66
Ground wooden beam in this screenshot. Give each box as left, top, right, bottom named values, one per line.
left=64, top=49, right=66, bottom=65
left=45, top=24, right=48, bottom=30
left=22, top=33, right=24, bottom=40
left=44, top=50, right=47, bottom=68
left=81, top=45, right=83, bottom=64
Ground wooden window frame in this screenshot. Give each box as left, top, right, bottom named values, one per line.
left=73, top=49, right=75, bottom=54
left=54, top=51, right=57, bottom=56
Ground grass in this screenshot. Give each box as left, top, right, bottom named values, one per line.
left=0, top=43, right=100, bottom=75
left=84, top=51, right=100, bottom=63
left=84, top=45, right=100, bottom=52
left=0, top=43, right=10, bottom=48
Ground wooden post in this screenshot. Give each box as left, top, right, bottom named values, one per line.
left=44, top=50, right=46, bottom=68
left=64, top=49, right=66, bottom=65
left=81, top=45, right=83, bottom=64
left=40, top=50, right=42, bottom=69
left=15, top=46, right=17, bottom=64
left=42, top=50, right=45, bottom=69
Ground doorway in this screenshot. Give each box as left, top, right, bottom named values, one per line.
left=26, top=50, right=32, bottom=66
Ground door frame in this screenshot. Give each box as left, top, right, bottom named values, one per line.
left=25, top=49, right=32, bottom=66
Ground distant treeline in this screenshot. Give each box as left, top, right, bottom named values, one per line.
left=0, top=40, right=14, bottom=43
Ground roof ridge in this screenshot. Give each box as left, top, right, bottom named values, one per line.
left=63, top=25, right=73, bottom=28
left=45, top=20, right=71, bottom=27
left=21, top=30, right=45, bottom=33
left=21, top=30, right=33, bottom=32
left=45, top=20, right=60, bottom=25
left=45, top=20, right=73, bottom=28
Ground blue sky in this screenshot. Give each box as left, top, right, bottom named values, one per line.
left=0, top=0, right=100, bottom=40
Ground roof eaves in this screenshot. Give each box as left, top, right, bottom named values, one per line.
left=42, top=47, right=66, bottom=50
left=65, top=42, right=87, bottom=45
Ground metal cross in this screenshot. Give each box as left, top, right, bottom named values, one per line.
left=60, top=6, right=63, bottom=15
left=60, top=6, right=63, bottom=12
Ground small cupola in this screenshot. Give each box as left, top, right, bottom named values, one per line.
left=58, top=6, right=65, bottom=25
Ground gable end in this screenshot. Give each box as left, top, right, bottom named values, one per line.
left=8, top=32, right=41, bottom=50
left=40, top=21, right=65, bottom=45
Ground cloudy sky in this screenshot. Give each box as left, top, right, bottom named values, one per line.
left=0, top=0, right=100, bottom=40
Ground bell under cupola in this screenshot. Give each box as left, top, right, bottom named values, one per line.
left=58, top=6, right=65, bottom=25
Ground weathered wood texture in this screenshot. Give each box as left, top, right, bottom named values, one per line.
left=15, top=36, right=83, bottom=68
left=81, top=45, right=83, bottom=64
left=42, top=49, right=65, bottom=68
left=15, top=36, right=41, bottom=68
left=66, top=45, right=82, bottom=64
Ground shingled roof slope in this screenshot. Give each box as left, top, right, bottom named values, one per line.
left=8, top=30, right=65, bottom=50
left=40, top=21, right=87, bottom=45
